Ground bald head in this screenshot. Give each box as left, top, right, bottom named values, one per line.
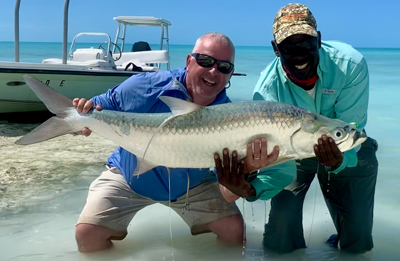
left=192, top=32, right=235, bottom=62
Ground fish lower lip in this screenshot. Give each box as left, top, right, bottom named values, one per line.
left=353, top=130, right=367, bottom=146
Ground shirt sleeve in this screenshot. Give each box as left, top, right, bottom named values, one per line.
left=246, top=160, right=296, bottom=202
left=335, top=57, right=369, bottom=131
left=253, top=61, right=280, bottom=102
left=90, top=73, right=152, bottom=112
left=328, top=57, right=369, bottom=174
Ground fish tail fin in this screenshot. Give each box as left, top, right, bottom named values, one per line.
left=23, top=75, right=72, bottom=117
left=15, top=75, right=75, bottom=145
left=15, top=117, right=73, bottom=145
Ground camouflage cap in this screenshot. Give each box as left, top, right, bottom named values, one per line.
left=273, top=3, right=318, bottom=44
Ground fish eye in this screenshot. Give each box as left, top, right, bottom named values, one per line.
left=333, top=128, right=345, bottom=139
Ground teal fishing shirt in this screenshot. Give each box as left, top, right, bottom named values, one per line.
left=91, top=67, right=293, bottom=201
left=253, top=40, right=370, bottom=174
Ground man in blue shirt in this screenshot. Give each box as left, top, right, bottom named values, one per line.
left=72, top=32, right=292, bottom=253
left=253, top=4, right=378, bottom=254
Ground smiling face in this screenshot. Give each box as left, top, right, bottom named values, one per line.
left=185, top=36, right=235, bottom=106
left=273, top=32, right=321, bottom=82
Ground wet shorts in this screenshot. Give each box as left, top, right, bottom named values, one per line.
left=77, top=167, right=241, bottom=237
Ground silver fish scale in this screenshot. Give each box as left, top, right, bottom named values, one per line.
left=159, top=101, right=306, bottom=135
left=91, top=101, right=307, bottom=136
left=92, top=109, right=166, bottom=135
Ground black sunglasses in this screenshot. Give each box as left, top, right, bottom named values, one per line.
left=191, top=53, right=234, bottom=74
left=277, top=37, right=318, bottom=55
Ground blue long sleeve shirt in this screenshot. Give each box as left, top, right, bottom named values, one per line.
left=253, top=40, right=370, bottom=174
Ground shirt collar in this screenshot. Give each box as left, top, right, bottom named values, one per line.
left=317, top=46, right=329, bottom=74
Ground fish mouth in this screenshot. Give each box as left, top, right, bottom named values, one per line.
left=352, top=130, right=367, bottom=147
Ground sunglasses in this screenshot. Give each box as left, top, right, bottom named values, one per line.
left=278, top=37, right=318, bottom=55
left=191, top=53, right=234, bottom=74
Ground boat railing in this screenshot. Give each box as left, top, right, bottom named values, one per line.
left=14, top=0, right=70, bottom=64
left=68, top=32, right=113, bottom=62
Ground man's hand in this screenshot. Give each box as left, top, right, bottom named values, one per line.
left=214, top=138, right=279, bottom=202
left=314, top=135, right=343, bottom=169
left=72, top=98, right=102, bottom=137
left=243, top=137, right=279, bottom=174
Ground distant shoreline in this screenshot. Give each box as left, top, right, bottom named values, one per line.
left=0, top=41, right=399, bottom=50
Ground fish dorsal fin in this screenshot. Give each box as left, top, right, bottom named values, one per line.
left=159, top=96, right=203, bottom=116
left=137, top=95, right=202, bottom=174
left=137, top=96, right=201, bottom=174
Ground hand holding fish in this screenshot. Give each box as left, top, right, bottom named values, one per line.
left=313, top=134, right=344, bottom=169
left=242, top=138, right=279, bottom=174
left=72, top=98, right=102, bottom=137
left=214, top=138, right=279, bottom=202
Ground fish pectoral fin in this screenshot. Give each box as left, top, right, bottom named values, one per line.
left=159, top=96, right=203, bottom=116
left=15, top=117, right=72, bottom=145
left=133, top=157, right=158, bottom=175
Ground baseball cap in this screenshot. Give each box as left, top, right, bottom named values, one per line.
left=273, top=3, right=318, bottom=44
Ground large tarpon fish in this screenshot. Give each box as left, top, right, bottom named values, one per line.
left=16, top=75, right=367, bottom=174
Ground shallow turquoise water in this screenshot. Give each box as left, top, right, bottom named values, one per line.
left=0, top=42, right=399, bottom=260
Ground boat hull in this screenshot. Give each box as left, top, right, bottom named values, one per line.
left=0, top=62, right=139, bottom=115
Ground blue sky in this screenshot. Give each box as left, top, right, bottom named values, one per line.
left=0, top=0, right=399, bottom=48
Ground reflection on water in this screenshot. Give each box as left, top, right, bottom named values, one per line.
left=0, top=120, right=399, bottom=261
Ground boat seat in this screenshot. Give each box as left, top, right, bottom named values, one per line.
left=42, top=48, right=116, bottom=70
left=72, top=48, right=108, bottom=62
left=131, top=41, right=152, bottom=52
left=131, top=41, right=153, bottom=66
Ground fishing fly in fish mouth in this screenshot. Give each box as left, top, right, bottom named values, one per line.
left=16, top=75, right=366, bottom=174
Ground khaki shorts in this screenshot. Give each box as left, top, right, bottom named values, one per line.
left=77, top=167, right=240, bottom=237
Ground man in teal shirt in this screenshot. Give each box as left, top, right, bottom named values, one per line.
left=253, top=3, right=378, bottom=253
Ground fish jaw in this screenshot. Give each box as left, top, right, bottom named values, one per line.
left=337, top=129, right=367, bottom=152
left=353, top=129, right=367, bottom=146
